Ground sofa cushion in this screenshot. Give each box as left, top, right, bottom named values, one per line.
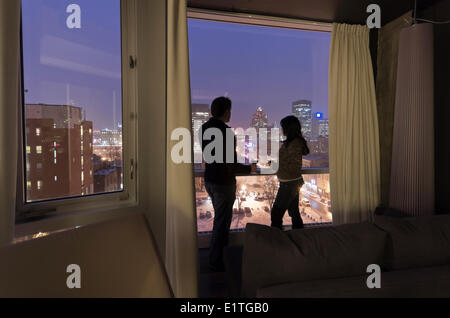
left=374, top=215, right=450, bottom=270
left=241, top=222, right=388, bottom=297
left=257, top=264, right=450, bottom=298
left=374, top=206, right=408, bottom=218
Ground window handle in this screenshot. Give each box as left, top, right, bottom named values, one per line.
left=130, top=56, right=136, bottom=69
left=130, top=159, right=134, bottom=180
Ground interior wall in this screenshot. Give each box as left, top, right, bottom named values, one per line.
left=421, top=0, right=450, bottom=215
left=137, top=0, right=168, bottom=258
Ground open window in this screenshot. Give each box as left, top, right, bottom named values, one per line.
left=17, top=0, right=137, bottom=222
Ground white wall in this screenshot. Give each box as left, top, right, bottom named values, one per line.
left=136, top=0, right=168, bottom=260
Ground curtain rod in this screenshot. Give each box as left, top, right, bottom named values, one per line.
left=187, top=7, right=333, bottom=32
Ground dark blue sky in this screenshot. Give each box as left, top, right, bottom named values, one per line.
left=188, top=19, right=330, bottom=128
left=22, top=0, right=122, bottom=130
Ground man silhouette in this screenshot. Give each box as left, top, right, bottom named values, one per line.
left=201, top=97, right=256, bottom=271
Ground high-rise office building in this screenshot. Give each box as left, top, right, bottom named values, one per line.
left=25, top=104, right=94, bottom=202
left=250, top=107, right=268, bottom=129
left=26, top=104, right=83, bottom=129
left=250, top=107, right=276, bottom=162
left=292, top=100, right=312, bottom=138
left=192, top=104, right=210, bottom=131
left=192, top=104, right=211, bottom=165
left=311, top=113, right=329, bottom=138
left=318, top=118, right=329, bottom=137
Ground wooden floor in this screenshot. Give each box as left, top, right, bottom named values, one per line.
left=198, top=248, right=228, bottom=298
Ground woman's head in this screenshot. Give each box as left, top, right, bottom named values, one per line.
left=280, top=115, right=302, bottom=140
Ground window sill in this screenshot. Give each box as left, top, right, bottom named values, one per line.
left=194, top=167, right=330, bottom=178
left=14, top=201, right=144, bottom=241
left=197, top=222, right=333, bottom=248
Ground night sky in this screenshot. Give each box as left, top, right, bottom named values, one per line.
left=22, top=1, right=330, bottom=131
left=188, top=19, right=331, bottom=128
left=22, top=0, right=122, bottom=131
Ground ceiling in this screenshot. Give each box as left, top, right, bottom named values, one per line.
left=187, top=0, right=444, bottom=25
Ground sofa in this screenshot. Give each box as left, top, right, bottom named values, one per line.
left=223, top=214, right=450, bottom=297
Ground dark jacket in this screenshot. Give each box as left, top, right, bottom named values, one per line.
left=201, top=117, right=251, bottom=185
left=276, top=137, right=306, bottom=182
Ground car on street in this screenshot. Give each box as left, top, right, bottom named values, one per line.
left=301, top=198, right=311, bottom=207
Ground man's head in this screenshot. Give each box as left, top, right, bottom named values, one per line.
left=211, top=97, right=232, bottom=123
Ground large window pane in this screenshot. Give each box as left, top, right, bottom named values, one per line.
left=22, top=0, right=123, bottom=203
left=196, top=175, right=332, bottom=233
left=188, top=18, right=331, bottom=231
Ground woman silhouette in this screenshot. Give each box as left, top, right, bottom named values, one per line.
left=271, top=115, right=309, bottom=230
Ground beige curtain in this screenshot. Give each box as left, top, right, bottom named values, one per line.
left=0, top=0, right=21, bottom=246
left=329, top=23, right=380, bottom=224
left=165, top=0, right=198, bottom=298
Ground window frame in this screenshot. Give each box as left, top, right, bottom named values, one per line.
left=16, top=0, right=138, bottom=223
left=187, top=8, right=333, bottom=241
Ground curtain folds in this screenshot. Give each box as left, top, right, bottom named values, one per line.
left=165, top=0, right=198, bottom=298
left=376, top=12, right=412, bottom=207
left=389, top=24, right=435, bottom=216
left=329, top=23, right=381, bottom=225
left=0, top=0, right=21, bottom=246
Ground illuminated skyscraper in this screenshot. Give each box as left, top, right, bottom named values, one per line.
left=250, top=107, right=268, bottom=129
left=191, top=104, right=210, bottom=160
left=312, top=112, right=329, bottom=138
left=250, top=107, right=276, bottom=162
left=292, top=100, right=312, bottom=138
left=318, top=118, right=329, bottom=137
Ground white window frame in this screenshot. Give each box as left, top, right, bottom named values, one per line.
left=16, top=0, right=138, bottom=223
left=187, top=8, right=332, bottom=247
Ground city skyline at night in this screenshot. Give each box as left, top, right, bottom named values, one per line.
left=21, top=0, right=124, bottom=202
